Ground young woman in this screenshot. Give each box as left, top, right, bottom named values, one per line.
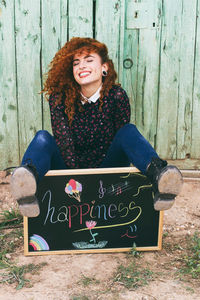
left=10, top=37, right=183, bottom=217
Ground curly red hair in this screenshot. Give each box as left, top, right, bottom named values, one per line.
left=42, top=37, right=118, bottom=125
left=42, top=37, right=117, bottom=124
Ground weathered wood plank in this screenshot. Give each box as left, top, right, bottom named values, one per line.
left=121, top=29, right=138, bottom=124
left=60, top=0, right=68, bottom=46
left=156, top=0, right=182, bottom=159
left=181, top=169, right=200, bottom=178
left=68, top=0, right=93, bottom=39
left=176, top=0, right=197, bottom=159
left=41, top=0, right=62, bottom=132
left=0, top=0, right=19, bottom=169
left=0, top=0, right=200, bottom=170
left=15, top=0, right=42, bottom=160
left=117, top=0, right=125, bottom=85
left=191, top=0, right=200, bottom=158
left=167, top=159, right=200, bottom=171
left=95, top=0, right=122, bottom=74
left=135, top=0, right=162, bottom=147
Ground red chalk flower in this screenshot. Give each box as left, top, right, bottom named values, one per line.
left=86, top=220, right=97, bottom=229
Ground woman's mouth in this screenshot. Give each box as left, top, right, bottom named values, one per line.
left=79, top=71, right=91, bottom=78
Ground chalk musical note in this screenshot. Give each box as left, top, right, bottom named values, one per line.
left=99, top=180, right=106, bottom=198
left=116, top=186, right=122, bottom=195
left=107, top=181, right=132, bottom=196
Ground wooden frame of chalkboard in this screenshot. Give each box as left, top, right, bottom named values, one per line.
left=24, top=167, right=163, bottom=256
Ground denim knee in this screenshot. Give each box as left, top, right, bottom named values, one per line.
left=34, top=130, right=54, bottom=149
left=118, top=123, right=136, bottom=133
left=115, top=124, right=137, bottom=140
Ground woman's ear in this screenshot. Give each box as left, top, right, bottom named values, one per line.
left=102, top=63, right=108, bottom=73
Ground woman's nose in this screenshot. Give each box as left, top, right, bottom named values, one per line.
left=79, top=60, right=87, bottom=69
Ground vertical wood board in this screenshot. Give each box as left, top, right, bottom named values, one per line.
left=60, top=0, right=68, bottom=47
left=68, top=0, right=93, bottom=39
left=0, top=0, right=19, bottom=169
left=135, top=0, right=162, bottom=148
left=95, top=0, right=122, bottom=74
left=176, top=0, right=197, bottom=159
left=191, top=0, right=200, bottom=158
left=117, top=0, right=126, bottom=85
left=15, top=0, right=42, bottom=160
left=41, top=0, right=62, bottom=132
left=122, top=29, right=139, bottom=124
left=156, top=0, right=182, bottom=159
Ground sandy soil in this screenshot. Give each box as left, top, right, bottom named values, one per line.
left=0, top=172, right=200, bottom=300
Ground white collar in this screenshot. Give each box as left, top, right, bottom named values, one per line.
left=81, top=85, right=102, bottom=105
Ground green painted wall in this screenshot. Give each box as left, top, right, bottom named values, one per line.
left=0, top=0, right=200, bottom=170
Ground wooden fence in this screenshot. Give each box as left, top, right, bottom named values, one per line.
left=0, top=0, right=200, bottom=170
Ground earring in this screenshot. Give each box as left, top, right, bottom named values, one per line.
left=102, top=70, right=107, bottom=77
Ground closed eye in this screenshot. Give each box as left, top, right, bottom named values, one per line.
left=73, top=61, right=79, bottom=66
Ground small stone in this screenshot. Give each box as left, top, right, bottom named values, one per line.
left=5, top=253, right=11, bottom=259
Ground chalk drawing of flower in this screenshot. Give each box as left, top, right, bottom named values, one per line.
left=86, top=220, right=96, bottom=229
left=86, top=220, right=98, bottom=243
left=72, top=220, right=108, bottom=249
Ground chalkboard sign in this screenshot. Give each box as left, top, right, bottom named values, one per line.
left=24, top=167, right=163, bottom=256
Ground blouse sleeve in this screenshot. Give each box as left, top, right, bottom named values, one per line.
left=48, top=94, right=78, bottom=169
left=113, top=87, right=131, bottom=131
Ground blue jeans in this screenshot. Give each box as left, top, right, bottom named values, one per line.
left=22, top=124, right=158, bottom=180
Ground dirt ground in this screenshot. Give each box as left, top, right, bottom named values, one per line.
left=0, top=172, right=200, bottom=300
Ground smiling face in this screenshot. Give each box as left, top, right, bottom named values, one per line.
left=72, top=52, right=108, bottom=94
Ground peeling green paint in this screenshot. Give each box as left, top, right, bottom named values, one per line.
left=30, top=126, right=37, bottom=135
left=23, top=10, right=29, bottom=15
left=27, top=33, right=38, bottom=43
left=114, top=1, right=120, bottom=13
left=78, top=16, right=89, bottom=23
left=8, top=104, right=16, bottom=110
left=0, top=134, right=4, bottom=143
left=2, top=114, right=7, bottom=123
left=2, top=0, right=6, bottom=8
left=33, top=34, right=38, bottom=43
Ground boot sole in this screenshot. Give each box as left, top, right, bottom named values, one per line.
left=10, top=167, right=37, bottom=200
left=157, top=166, right=183, bottom=195
left=10, top=167, right=39, bottom=217
left=154, top=194, right=175, bottom=211
left=18, top=196, right=40, bottom=217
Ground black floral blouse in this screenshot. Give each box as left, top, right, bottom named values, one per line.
left=49, top=85, right=130, bottom=169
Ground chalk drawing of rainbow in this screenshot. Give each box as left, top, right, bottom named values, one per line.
left=29, top=234, right=50, bottom=251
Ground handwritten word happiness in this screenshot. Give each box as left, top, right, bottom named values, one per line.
left=42, top=190, right=141, bottom=229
